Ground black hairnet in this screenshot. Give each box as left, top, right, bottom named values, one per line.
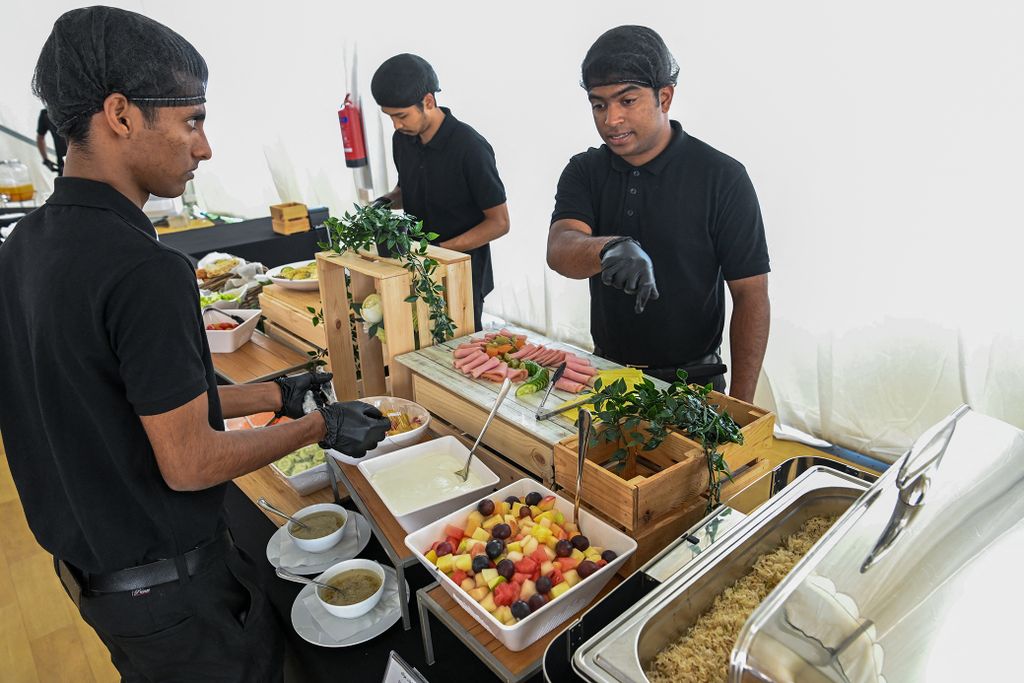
left=32, top=6, right=208, bottom=136
left=371, top=54, right=440, bottom=108
left=581, top=25, right=679, bottom=91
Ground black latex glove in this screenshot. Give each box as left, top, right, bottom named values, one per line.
left=317, top=401, right=392, bottom=457
left=599, top=237, right=660, bottom=313
left=42, top=159, right=58, bottom=173
left=273, top=371, right=334, bottom=419
left=370, top=196, right=392, bottom=210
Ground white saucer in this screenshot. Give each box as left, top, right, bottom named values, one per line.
left=266, top=511, right=371, bottom=575
left=290, top=566, right=407, bottom=647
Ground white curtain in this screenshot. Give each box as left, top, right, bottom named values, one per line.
left=4, top=1, right=1022, bottom=461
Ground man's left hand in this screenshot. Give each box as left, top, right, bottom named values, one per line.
left=273, top=371, right=334, bottom=419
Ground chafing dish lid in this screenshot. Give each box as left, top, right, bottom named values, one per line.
left=730, top=407, right=1024, bottom=683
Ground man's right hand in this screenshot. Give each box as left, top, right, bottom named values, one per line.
left=600, top=237, right=660, bottom=313
left=317, top=401, right=392, bottom=457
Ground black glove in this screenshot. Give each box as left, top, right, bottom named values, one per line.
left=42, top=159, right=59, bottom=173
left=273, top=371, right=334, bottom=419
left=370, top=196, right=392, bottom=210
left=599, top=237, right=660, bottom=314
left=317, top=401, right=392, bottom=457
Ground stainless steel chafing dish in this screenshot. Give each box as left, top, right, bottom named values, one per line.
left=570, top=406, right=1024, bottom=683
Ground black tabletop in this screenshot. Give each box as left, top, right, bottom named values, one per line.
left=161, top=217, right=327, bottom=269
left=222, top=483, right=542, bottom=682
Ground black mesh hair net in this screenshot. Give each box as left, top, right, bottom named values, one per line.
left=371, top=54, right=440, bottom=108
left=32, top=6, right=208, bottom=136
left=581, top=25, right=679, bottom=91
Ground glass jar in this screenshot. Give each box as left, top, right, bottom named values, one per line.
left=0, top=160, right=34, bottom=202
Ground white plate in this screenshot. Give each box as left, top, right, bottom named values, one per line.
left=266, top=260, right=320, bottom=290
left=266, top=511, right=370, bottom=575
left=290, top=566, right=406, bottom=647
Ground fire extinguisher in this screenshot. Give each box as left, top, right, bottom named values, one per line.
left=338, top=94, right=368, bottom=168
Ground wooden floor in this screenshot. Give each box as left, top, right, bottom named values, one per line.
left=0, top=437, right=119, bottom=683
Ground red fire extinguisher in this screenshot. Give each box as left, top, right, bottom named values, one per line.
left=338, top=94, right=368, bottom=168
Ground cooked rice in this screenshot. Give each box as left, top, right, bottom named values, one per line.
left=645, top=515, right=837, bottom=683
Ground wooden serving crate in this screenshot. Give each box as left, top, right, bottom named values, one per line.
left=552, top=391, right=775, bottom=574
left=315, top=246, right=474, bottom=401
left=258, top=285, right=326, bottom=349
left=270, top=202, right=310, bottom=235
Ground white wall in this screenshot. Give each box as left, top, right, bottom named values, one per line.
left=4, top=1, right=1022, bottom=456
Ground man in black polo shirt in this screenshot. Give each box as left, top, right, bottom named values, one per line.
left=0, top=8, right=389, bottom=680
left=547, top=26, right=771, bottom=401
left=371, top=53, right=510, bottom=331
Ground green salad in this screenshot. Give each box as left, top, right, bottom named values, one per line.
left=200, top=292, right=240, bottom=309
left=274, top=444, right=326, bottom=476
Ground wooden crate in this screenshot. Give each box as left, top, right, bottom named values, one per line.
left=553, top=391, right=775, bottom=533
left=315, top=246, right=473, bottom=401
left=270, top=202, right=310, bottom=235
left=258, top=285, right=326, bottom=349
left=616, top=456, right=773, bottom=576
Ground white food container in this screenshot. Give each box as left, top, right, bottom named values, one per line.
left=269, top=461, right=329, bottom=496
left=405, top=479, right=637, bottom=652
left=358, top=436, right=499, bottom=533
left=202, top=308, right=260, bottom=353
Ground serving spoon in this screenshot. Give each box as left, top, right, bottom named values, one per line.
left=257, top=497, right=309, bottom=530
left=455, top=377, right=513, bottom=480
left=275, top=567, right=335, bottom=592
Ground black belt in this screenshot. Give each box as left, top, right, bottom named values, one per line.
left=60, top=530, right=233, bottom=596
left=603, top=350, right=727, bottom=381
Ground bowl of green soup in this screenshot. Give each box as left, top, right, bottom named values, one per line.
left=286, top=503, right=348, bottom=553
left=315, top=559, right=386, bottom=618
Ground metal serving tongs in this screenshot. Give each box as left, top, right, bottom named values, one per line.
left=860, top=403, right=970, bottom=573
left=201, top=306, right=246, bottom=325
left=456, top=377, right=513, bottom=480
left=534, top=362, right=566, bottom=419
left=574, top=408, right=593, bottom=533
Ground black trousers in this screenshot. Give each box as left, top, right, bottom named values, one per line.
left=59, top=546, right=284, bottom=682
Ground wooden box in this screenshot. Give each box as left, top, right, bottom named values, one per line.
left=315, top=246, right=474, bottom=401
left=258, top=285, right=326, bottom=349
left=552, top=391, right=775, bottom=534
left=270, top=202, right=311, bottom=235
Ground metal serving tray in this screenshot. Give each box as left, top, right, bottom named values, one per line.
left=573, top=466, right=871, bottom=683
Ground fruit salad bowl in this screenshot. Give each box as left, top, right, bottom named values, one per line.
left=405, top=479, right=636, bottom=651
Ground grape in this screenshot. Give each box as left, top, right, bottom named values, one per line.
left=477, top=499, right=495, bottom=516
left=571, top=535, right=590, bottom=551
left=524, top=492, right=543, bottom=506
left=492, top=523, right=511, bottom=540
left=601, top=549, right=618, bottom=563
left=511, top=600, right=531, bottom=620
left=485, top=539, right=505, bottom=560
left=555, top=540, right=573, bottom=558
left=472, top=555, right=491, bottom=573
left=577, top=560, right=598, bottom=578
left=504, top=495, right=519, bottom=505
left=527, top=594, right=547, bottom=612
left=518, top=506, right=532, bottom=518
left=536, top=575, right=552, bottom=594
left=496, top=559, right=515, bottom=580
left=435, top=541, right=453, bottom=557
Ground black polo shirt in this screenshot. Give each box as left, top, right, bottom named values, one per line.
left=392, top=107, right=506, bottom=310
left=0, top=177, right=225, bottom=575
left=552, top=121, right=770, bottom=368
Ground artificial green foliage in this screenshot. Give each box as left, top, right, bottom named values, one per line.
left=319, top=203, right=456, bottom=345
left=585, top=370, right=744, bottom=511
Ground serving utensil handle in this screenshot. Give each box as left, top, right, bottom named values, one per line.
left=574, top=408, right=592, bottom=532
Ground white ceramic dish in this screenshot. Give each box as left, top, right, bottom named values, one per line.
left=314, top=559, right=386, bottom=619
left=357, top=436, right=499, bottom=533
left=203, top=308, right=260, bottom=353
left=266, top=260, right=319, bottom=290
left=404, top=479, right=637, bottom=652
left=291, top=566, right=406, bottom=647
left=267, top=511, right=371, bottom=575
left=327, top=396, right=431, bottom=465
left=286, top=503, right=349, bottom=553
